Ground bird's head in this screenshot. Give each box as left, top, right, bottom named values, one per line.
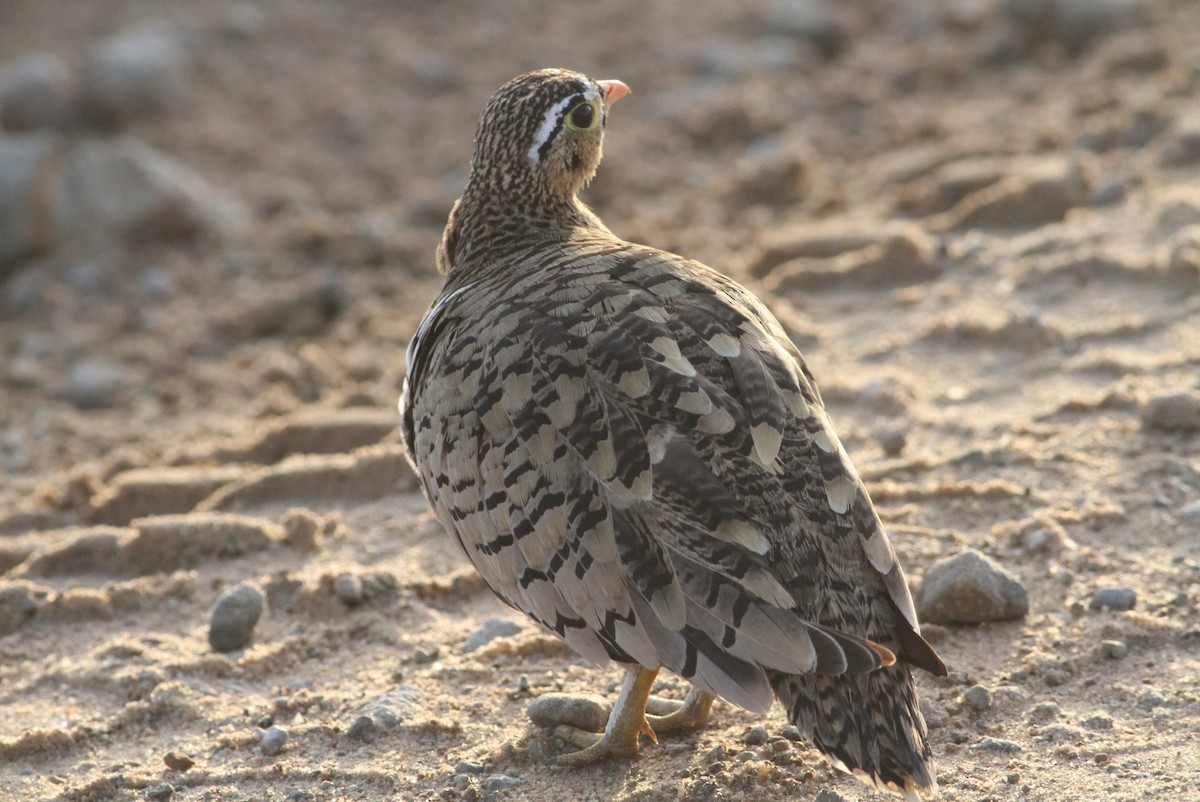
left=467, top=68, right=631, bottom=208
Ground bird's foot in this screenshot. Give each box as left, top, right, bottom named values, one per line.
left=544, top=665, right=659, bottom=766
left=645, top=687, right=716, bottom=734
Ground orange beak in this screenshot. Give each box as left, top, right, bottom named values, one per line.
left=597, top=79, right=631, bottom=106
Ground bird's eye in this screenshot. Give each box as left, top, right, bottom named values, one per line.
left=566, top=101, right=599, bottom=131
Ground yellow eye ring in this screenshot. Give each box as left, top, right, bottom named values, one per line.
left=566, top=100, right=601, bottom=131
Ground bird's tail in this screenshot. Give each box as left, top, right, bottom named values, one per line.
left=770, top=663, right=937, bottom=800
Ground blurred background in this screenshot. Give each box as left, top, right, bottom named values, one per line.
left=2, top=2, right=1199, bottom=799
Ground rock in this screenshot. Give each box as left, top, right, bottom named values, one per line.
left=482, top=776, right=521, bottom=793
left=763, top=0, right=851, bottom=59
left=963, top=684, right=993, bottom=711
left=354, top=686, right=422, bottom=729
left=1140, top=393, right=1200, bottom=432
left=1160, top=116, right=1200, bottom=168
left=54, top=138, right=249, bottom=243
left=526, top=694, right=609, bottom=733
left=1177, top=501, right=1200, bottom=523
left=82, top=27, right=187, bottom=125
left=970, top=736, right=1022, bottom=753
left=454, top=760, right=485, bottom=775
left=345, top=714, right=377, bottom=742
left=280, top=508, right=323, bottom=550
left=814, top=791, right=849, bottom=802
left=162, top=752, right=194, bottom=771
left=0, top=53, right=76, bottom=131
left=1099, top=639, right=1128, bottom=659
left=1005, top=0, right=1149, bottom=51
left=1089, top=587, right=1137, bottom=612
left=1082, top=712, right=1114, bottom=730
left=1026, top=701, right=1061, bottom=724
left=62, top=360, right=128, bottom=409
left=259, top=725, right=288, bottom=756
left=0, top=132, right=59, bottom=271
left=743, top=726, right=770, bottom=745
left=208, top=581, right=265, bottom=652
left=333, top=573, right=364, bottom=606
left=878, top=429, right=907, bottom=457
left=914, top=549, right=1029, bottom=624
left=145, top=784, right=174, bottom=800
left=463, top=618, right=522, bottom=651
left=940, top=158, right=1092, bottom=230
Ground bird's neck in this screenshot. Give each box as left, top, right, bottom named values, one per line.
left=442, top=179, right=609, bottom=274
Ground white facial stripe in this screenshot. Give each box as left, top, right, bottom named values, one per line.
left=527, top=95, right=575, bottom=163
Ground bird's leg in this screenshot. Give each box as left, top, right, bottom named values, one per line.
left=645, top=686, right=716, bottom=734
left=552, top=665, right=659, bottom=766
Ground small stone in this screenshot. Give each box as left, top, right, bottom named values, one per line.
left=914, top=549, right=1029, bottom=624
left=878, top=429, right=907, bottom=457
left=0, top=53, right=75, bottom=131
left=355, top=686, right=422, bottom=730
left=345, top=715, right=377, bottom=742
left=526, top=694, right=608, bottom=733
left=963, top=684, right=993, bottom=711
left=82, top=26, right=187, bottom=124
left=481, top=775, right=521, bottom=792
left=1099, top=639, right=1128, bottom=659
left=208, top=582, right=265, bottom=652
left=703, top=744, right=728, bottom=763
left=454, top=760, right=485, bottom=775
left=162, top=751, right=195, bottom=771
left=665, top=743, right=692, bottom=756
left=463, top=618, right=522, bottom=651
left=1027, top=702, right=1061, bottom=723
left=743, top=726, right=770, bottom=745
left=780, top=725, right=803, bottom=741
left=63, top=360, right=128, bottom=409
left=1083, top=713, right=1114, bottom=730
left=970, top=737, right=1023, bottom=753
left=1140, top=392, right=1200, bottom=432
left=0, top=132, right=59, bottom=271
left=333, top=573, right=364, bottom=606
left=814, top=791, right=849, bottom=802
left=259, top=725, right=288, bottom=756
left=1089, top=587, right=1137, bottom=612
left=452, top=774, right=471, bottom=793
left=919, top=697, right=950, bottom=729
left=281, top=508, right=322, bottom=550
left=1137, top=690, right=1165, bottom=710
left=145, top=784, right=174, bottom=800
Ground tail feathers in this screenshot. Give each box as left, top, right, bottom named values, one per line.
left=770, top=664, right=938, bottom=800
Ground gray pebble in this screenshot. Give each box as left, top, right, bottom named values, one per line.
left=345, top=715, right=376, bottom=742
left=1089, top=587, right=1137, bottom=612
left=743, top=726, right=770, bottom=745
left=915, top=550, right=1028, bottom=624
left=354, top=686, right=422, bottom=730
left=451, top=774, right=471, bottom=793
left=454, top=760, right=485, bottom=774
left=1027, top=701, right=1061, bottom=724
left=1083, top=713, right=1114, bottom=730
left=482, top=775, right=521, bottom=792
left=1137, top=690, right=1165, bottom=710
left=333, top=573, right=364, bottom=606
left=703, top=744, right=727, bottom=763
left=665, top=743, right=691, bottom=757
left=971, top=736, right=1022, bottom=753
left=208, top=582, right=264, bottom=652
left=463, top=618, right=522, bottom=651
left=1140, top=392, right=1200, bottom=432
left=260, top=725, right=288, bottom=756
left=83, top=26, right=187, bottom=124
left=526, top=694, right=608, bottom=733
left=878, top=429, right=907, bottom=457
left=780, top=725, right=803, bottom=741
left=64, top=360, right=128, bottom=410
left=145, top=784, right=174, bottom=800
left=1176, top=501, right=1200, bottom=522
left=814, top=791, right=849, bottom=802
left=734, top=749, right=758, bottom=763
left=963, top=684, right=992, bottom=711
left=0, top=53, right=75, bottom=131
left=1099, top=639, right=1128, bottom=659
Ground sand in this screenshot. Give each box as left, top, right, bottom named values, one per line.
left=1, top=1, right=1199, bottom=800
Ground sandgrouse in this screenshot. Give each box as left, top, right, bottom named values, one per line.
left=401, top=69, right=947, bottom=800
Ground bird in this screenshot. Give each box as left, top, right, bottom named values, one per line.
left=400, top=68, right=947, bottom=800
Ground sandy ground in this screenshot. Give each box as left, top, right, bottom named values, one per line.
left=2, top=1, right=1200, bottom=800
